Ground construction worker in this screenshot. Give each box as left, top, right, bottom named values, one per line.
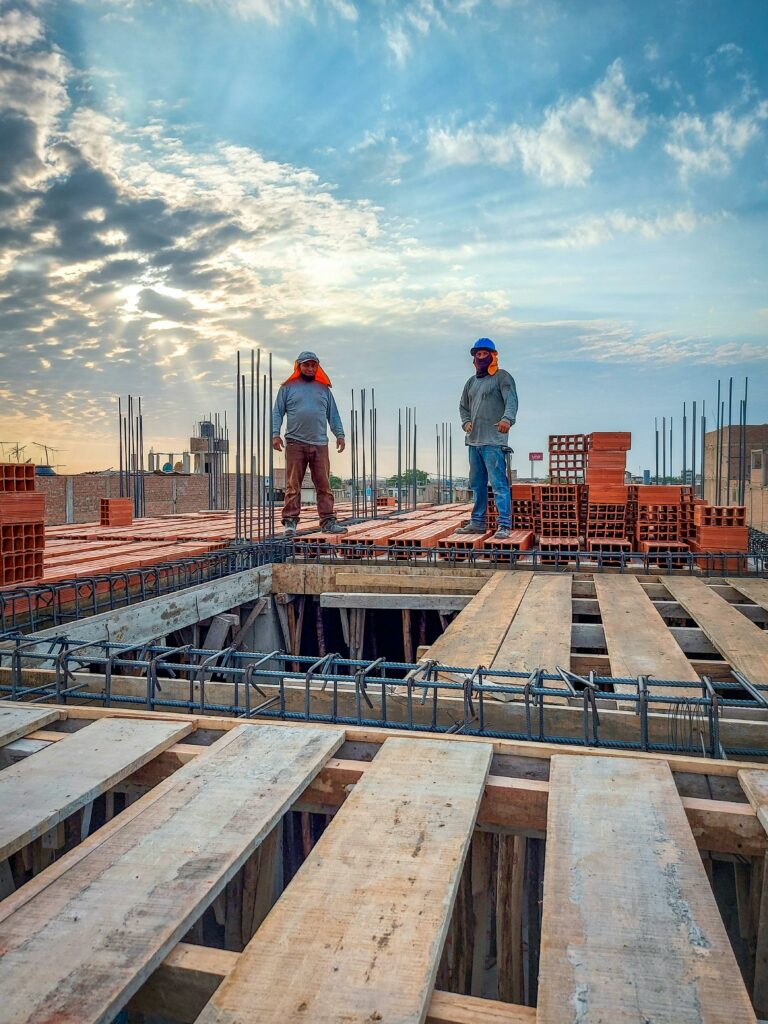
left=456, top=338, right=518, bottom=540
left=272, top=350, right=347, bottom=537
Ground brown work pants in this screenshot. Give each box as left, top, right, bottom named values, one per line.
left=282, top=440, right=335, bottom=523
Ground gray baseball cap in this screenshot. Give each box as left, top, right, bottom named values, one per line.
left=297, top=350, right=319, bottom=363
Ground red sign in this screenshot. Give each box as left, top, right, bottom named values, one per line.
left=528, top=452, right=543, bottom=462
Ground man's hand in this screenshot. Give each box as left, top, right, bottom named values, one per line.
left=496, top=420, right=511, bottom=434
left=337, top=437, right=346, bottom=453
left=463, top=422, right=473, bottom=433
left=272, top=436, right=284, bottom=452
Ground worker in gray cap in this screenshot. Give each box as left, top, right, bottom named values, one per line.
left=272, top=351, right=346, bottom=536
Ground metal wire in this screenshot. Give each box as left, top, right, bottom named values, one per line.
left=2, top=638, right=767, bottom=757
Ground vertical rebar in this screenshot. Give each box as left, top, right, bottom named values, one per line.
left=249, top=350, right=255, bottom=540
left=700, top=401, right=706, bottom=500
left=269, top=353, right=274, bottom=537
left=726, top=376, right=733, bottom=505
left=235, top=351, right=241, bottom=542
left=692, top=400, right=697, bottom=495
left=397, top=408, right=402, bottom=513
left=715, top=379, right=722, bottom=504
left=654, top=417, right=659, bottom=485
left=662, top=415, right=666, bottom=484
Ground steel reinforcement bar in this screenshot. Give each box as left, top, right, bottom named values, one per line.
left=2, top=638, right=767, bottom=758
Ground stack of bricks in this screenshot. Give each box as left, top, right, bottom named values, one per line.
left=0, top=464, right=45, bottom=586
left=485, top=486, right=498, bottom=531
left=679, top=486, right=696, bottom=543
left=585, top=431, right=631, bottom=487
left=689, top=504, right=748, bottom=571
left=535, top=484, right=580, bottom=561
left=635, top=484, right=689, bottom=564
left=548, top=434, right=588, bottom=484
left=510, top=484, right=535, bottom=530
left=585, top=483, right=631, bottom=562
left=100, top=498, right=133, bottom=527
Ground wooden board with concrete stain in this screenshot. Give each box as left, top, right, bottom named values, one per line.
left=594, top=573, right=699, bottom=694
left=727, top=577, right=768, bottom=616
left=538, top=754, right=756, bottom=1023
left=664, top=576, right=768, bottom=684
left=196, top=736, right=493, bottom=1024
left=0, top=716, right=192, bottom=860
left=490, top=574, right=572, bottom=699
left=425, top=571, right=533, bottom=675
left=0, top=723, right=344, bottom=1024
left=0, top=702, right=59, bottom=748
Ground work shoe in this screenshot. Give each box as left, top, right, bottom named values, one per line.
left=321, top=519, right=348, bottom=534
left=283, top=518, right=298, bottom=538
left=493, top=527, right=511, bottom=540
left=455, top=522, right=487, bottom=534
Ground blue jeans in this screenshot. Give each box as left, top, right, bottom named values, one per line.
left=468, top=445, right=511, bottom=529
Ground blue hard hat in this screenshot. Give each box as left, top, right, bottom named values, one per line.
left=470, top=338, right=497, bottom=354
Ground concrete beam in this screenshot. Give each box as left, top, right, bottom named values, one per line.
left=319, top=592, right=473, bottom=611
left=1, top=566, right=272, bottom=664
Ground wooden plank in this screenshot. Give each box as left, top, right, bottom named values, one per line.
left=425, top=572, right=533, bottom=673
left=738, top=769, right=768, bottom=837
left=0, top=703, right=59, bottom=747
left=594, top=574, right=699, bottom=694
left=336, top=571, right=489, bottom=594
left=198, top=736, right=493, bottom=1024
left=0, top=716, right=192, bottom=861
left=492, top=574, right=571, bottom=674
left=320, top=592, right=473, bottom=611
left=131, top=942, right=534, bottom=1024
left=665, top=576, right=768, bottom=682
left=728, top=578, right=768, bottom=615
left=538, top=754, right=756, bottom=1023
left=0, top=724, right=344, bottom=1024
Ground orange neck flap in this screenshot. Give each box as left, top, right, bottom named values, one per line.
left=283, top=362, right=332, bottom=387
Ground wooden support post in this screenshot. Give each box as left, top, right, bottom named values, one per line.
left=524, top=837, right=542, bottom=1007
left=755, top=852, right=768, bottom=1016
left=402, top=608, right=413, bottom=663
left=470, top=830, right=494, bottom=997
left=497, top=835, right=525, bottom=1004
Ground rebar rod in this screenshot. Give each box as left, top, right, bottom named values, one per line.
left=727, top=375, right=733, bottom=505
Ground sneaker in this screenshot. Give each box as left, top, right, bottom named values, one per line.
left=455, top=522, right=487, bottom=535
left=283, top=518, right=298, bottom=538
left=493, top=527, right=511, bottom=540
left=320, top=519, right=348, bottom=534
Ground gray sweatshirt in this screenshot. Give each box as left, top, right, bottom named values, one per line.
left=459, top=369, right=518, bottom=447
left=272, top=379, right=345, bottom=446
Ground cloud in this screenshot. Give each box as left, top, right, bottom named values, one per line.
left=665, top=100, right=768, bottom=179
left=0, top=8, right=43, bottom=46
left=427, top=60, right=646, bottom=185
left=547, top=207, right=723, bottom=249
left=571, top=322, right=768, bottom=366
left=705, top=41, right=743, bottom=75
left=183, top=0, right=354, bottom=24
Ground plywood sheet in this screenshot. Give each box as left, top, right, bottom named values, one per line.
left=0, top=716, right=192, bottom=860
left=426, top=572, right=532, bottom=674
left=0, top=724, right=344, bottom=1024
left=538, top=754, right=755, bottom=1023
left=727, top=577, right=768, bottom=615
left=0, top=703, right=59, bottom=747
left=664, top=576, right=768, bottom=683
left=198, top=736, right=493, bottom=1024
left=594, top=574, right=699, bottom=696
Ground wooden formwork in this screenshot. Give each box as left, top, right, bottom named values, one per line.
left=0, top=703, right=767, bottom=1021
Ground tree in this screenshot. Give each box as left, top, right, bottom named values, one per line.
left=329, top=474, right=343, bottom=489
left=386, top=469, right=429, bottom=486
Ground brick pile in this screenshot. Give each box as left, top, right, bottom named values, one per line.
left=0, top=465, right=45, bottom=586
left=100, top=497, right=134, bottom=527
left=689, top=503, right=749, bottom=571
left=510, top=484, right=535, bottom=530
left=534, top=484, right=580, bottom=553
left=548, top=434, right=588, bottom=484
left=585, top=431, right=631, bottom=488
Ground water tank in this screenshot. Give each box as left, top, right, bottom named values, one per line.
left=199, top=421, right=215, bottom=439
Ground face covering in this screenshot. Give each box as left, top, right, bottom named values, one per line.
left=474, top=352, right=493, bottom=376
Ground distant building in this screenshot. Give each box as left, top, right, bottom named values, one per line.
left=704, top=424, right=768, bottom=530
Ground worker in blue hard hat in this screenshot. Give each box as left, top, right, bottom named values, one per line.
left=456, top=338, right=518, bottom=540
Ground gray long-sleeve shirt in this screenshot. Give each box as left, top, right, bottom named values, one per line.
left=459, top=369, right=518, bottom=447
left=272, top=379, right=345, bottom=446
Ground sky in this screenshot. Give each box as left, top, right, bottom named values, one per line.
left=0, top=0, right=766, bottom=479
